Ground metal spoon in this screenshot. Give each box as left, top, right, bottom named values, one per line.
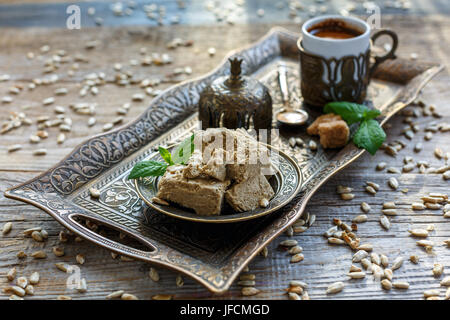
left=275, top=63, right=309, bottom=126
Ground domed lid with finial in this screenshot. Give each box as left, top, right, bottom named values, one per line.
left=198, top=57, right=272, bottom=131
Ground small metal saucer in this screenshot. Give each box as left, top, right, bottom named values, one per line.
left=276, top=108, right=309, bottom=126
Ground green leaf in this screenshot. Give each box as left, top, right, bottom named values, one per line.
left=172, top=134, right=195, bottom=165
left=158, top=147, right=174, bottom=165
left=363, top=108, right=381, bottom=120
left=127, top=161, right=168, bottom=179
left=353, top=119, right=386, bottom=155
left=324, top=101, right=380, bottom=124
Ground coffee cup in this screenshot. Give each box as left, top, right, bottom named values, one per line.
left=298, top=15, right=398, bottom=107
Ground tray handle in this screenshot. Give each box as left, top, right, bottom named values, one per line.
left=62, top=213, right=158, bottom=259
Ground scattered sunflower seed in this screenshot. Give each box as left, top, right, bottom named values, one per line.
left=340, top=193, right=354, bottom=200
left=388, top=177, right=399, bottom=190
left=393, top=281, right=409, bottom=289
left=360, top=202, right=371, bottom=213
left=380, top=216, right=390, bottom=230
left=106, top=290, right=125, bottom=299
left=347, top=272, right=365, bottom=279
left=432, top=263, right=443, bottom=277
left=381, top=279, right=392, bottom=290
left=241, top=287, right=260, bottom=296
left=31, top=251, right=46, bottom=259
left=408, top=229, right=429, bottom=237
left=326, top=282, right=344, bottom=294
left=29, top=272, right=39, bottom=285
left=7, top=267, right=17, bottom=281
left=2, top=222, right=12, bottom=235
left=290, top=253, right=304, bottom=263
left=392, top=256, right=404, bottom=270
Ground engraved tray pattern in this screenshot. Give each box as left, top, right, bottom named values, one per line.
left=5, top=28, right=443, bottom=293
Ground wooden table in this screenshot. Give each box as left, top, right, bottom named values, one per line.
left=0, top=3, right=449, bottom=299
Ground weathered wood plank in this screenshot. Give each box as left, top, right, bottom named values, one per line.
left=0, top=17, right=449, bottom=300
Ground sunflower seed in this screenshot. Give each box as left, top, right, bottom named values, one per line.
left=424, top=289, right=440, bottom=298
left=382, top=209, right=397, bottom=216
left=16, top=276, right=28, bottom=289
left=57, top=295, right=72, bottom=300
left=280, top=239, right=298, bottom=247
left=293, top=226, right=308, bottom=233
left=388, top=177, right=399, bottom=190
left=7, top=267, right=17, bottom=281
left=289, top=280, right=308, bottom=289
left=336, top=185, right=353, bottom=194
left=106, top=290, right=124, bottom=299
left=440, top=276, right=450, bottom=286
left=392, top=257, right=404, bottom=270
left=361, top=258, right=372, bottom=270
left=382, top=202, right=396, bottom=209
left=387, top=167, right=401, bottom=174
left=7, top=144, right=22, bottom=153
left=409, top=229, right=428, bottom=237
left=393, top=281, right=409, bottom=289
left=33, top=149, right=47, bottom=156
left=2, top=222, right=13, bottom=235
left=288, top=246, right=303, bottom=254
left=412, top=202, right=426, bottom=210
left=384, top=268, right=393, bottom=281
left=365, top=186, right=377, bottom=195
left=366, top=181, right=380, bottom=191
left=347, top=272, right=365, bottom=279
left=380, top=254, right=389, bottom=268
left=357, top=244, right=373, bottom=252
left=31, top=251, right=46, bottom=259
left=89, top=187, right=101, bottom=199
left=238, top=280, right=255, bottom=287
left=349, top=265, right=362, bottom=273
left=431, top=263, right=444, bottom=278
left=381, top=279, right=392, bottom=290
left=372, top=264, right=384, bottom=280
left=380, top=216, right=390, bottom=230
left=291, top=253, right=304, bottom=263
left=241, top=287, right=260, bottom=296
left=288, top=292, right=301, bottom=300
left=31, top=231, right=44, bottom=242
left=425, top=202, right=442, bottom=210
left=353, top=250, right=368, bottom=262
left=417, top=239, right=434, bottom=247
left=376, top=162, right=387, bottom=171
left=326, top=282, right=344, bottom=294
left=368, top=253, right=379, bottom=266
left=27, top=272, right=39, bottom=286
left=240, top=274, right=255, bottom=281
left=340, top=193, right=354, bottom=200
left=8, top=286, right=26, bottom=297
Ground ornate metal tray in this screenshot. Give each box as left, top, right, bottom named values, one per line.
left=5, top=27, right=442, bottom=293
left=134, top=144, right=302, bottom=223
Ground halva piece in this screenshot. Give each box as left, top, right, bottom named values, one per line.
left=225, top=174, right=275, bottom=212
left=157, top=165, right=230, bottom=216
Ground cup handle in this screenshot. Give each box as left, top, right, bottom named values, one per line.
left=369, top=29, right=398, bottom=78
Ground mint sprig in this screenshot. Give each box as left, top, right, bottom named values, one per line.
left=127, top=134, right=195, bottom=179
left=324, top=102, right=385, bottom=155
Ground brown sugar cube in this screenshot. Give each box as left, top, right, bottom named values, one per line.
left=307, top=113, right=343, bottom=135
left=317, top=119, right=349, bottom=148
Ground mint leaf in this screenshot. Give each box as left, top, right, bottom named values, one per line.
left=127, top=161, right=168, bottom=179
left=353, top=119, right=386, bottom=155
left=363, top=108, right=381, bottom=120
left=172, top=134, right=195, bottom=165
left=159, top=147, right=174, bottom=165
left=324, top=102, right=366, bottom=124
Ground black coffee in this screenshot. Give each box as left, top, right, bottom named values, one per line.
left=307, top=19, right=364, bottom=39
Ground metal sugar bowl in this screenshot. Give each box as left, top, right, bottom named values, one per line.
left=198, top=57, right=272, bottom=131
